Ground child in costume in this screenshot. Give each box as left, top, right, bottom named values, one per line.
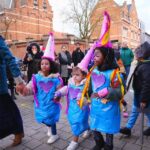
left=87, top=12, right=125, bottom=150
left=54, top=47, right=94, bottom=150
left=22, top=33, right=63, bottom=144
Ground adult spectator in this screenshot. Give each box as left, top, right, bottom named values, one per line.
left=23, top=43, right=43, bottom=82
left=120, top=42, right=150, bottom=136
left=59, top=45, right=72, bottom=85
left=120, top=42, right=134, bottom=79
left=72, top=43, right=84, bottom=66
left=0, top=35, right=25, bottom=146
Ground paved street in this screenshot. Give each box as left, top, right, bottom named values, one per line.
left=0, top=90, right=150, bottom=150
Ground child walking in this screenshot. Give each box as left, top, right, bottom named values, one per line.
left=22, top=33, right=63, bottom=144
left=54, top=47, right=94, bottom=150
left=88, top=12, right=125, bottom=150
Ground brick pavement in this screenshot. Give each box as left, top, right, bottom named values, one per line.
left=0, top=92, right=150, bottom=150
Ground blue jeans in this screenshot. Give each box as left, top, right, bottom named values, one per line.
left=47, top=124, right=57, bottom=135
left=126, top=100, right=150, bottom=129
left=125, top=65, right=130, bottom=77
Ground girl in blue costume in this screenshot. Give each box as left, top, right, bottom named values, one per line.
left=23, top=33, right=63, bottom=144
left=55, top=66, right=92, bottom=150
left=89, top=46, right=124, bottom=150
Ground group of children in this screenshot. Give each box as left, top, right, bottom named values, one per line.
left=21, top=12, right=125, bottom=150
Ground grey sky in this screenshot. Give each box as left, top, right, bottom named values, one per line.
left=48, top=0, right=150, bottom=35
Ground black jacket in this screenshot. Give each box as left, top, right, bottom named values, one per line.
left=132, top=60, right=150, bottom=106
left=72, top=48, right=84, bottom=66
left=23, top=51, right=43, bottom=82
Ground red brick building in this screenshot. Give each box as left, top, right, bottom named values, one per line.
left=0, top=0, right=53, bottom=42
left=0, top=0, right=89, bottom=58
left=91, top=0, right=141, bottom=49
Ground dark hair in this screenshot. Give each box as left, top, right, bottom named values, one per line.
left=39, top=58, right=59, bottom=74
left=72, top=67, right=87, bottom=76
left=28, top=43, right=41, bottom=54
left=135, top=42, right=150, bottom=59
left=95, top=46, right=118, bottom=71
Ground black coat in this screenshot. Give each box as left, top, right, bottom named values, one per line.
left=132, top=61, right=150, bottom=107
left=72, top=48, right=84, bottom=66
left=23, top=51, right=43, bottom=82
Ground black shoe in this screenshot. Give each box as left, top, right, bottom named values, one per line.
left=120, top=127, right=131, bottom=136
left=143, top=127, right=150, bottom=136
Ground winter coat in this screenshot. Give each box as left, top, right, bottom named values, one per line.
left=0, top=36, right=21, bottom=94
left=132, top=60, right=150, bottom=107
left=23, top=51, right=43, bottom=82
left=72, top=48, right=84, bottom=66
left=120, top=47, right=134, bottom=66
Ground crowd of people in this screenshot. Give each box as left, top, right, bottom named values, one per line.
left=0, top=11, right=150, bottom=150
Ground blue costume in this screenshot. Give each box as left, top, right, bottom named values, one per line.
left=32, top=73, right=62, bottom=126
left=67, top=78, right=90, bottom=136
left=90, top=68, right=121, bottom=134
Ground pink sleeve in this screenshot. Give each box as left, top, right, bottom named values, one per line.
left=58, top=86, right=68, bottom=96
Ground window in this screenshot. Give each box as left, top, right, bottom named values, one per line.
left=33, top=0, right=38, bottom=7
left=20, top=0, right=27, bottom=6
left=122, top=27, right=128, bottom=38
left=43, top=0, right=47, bottom=9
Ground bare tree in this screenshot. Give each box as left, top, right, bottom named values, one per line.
left=64, top=0, right=100, bottom=40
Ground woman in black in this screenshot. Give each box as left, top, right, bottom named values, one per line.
left=23, top=43, right=43, bottom=82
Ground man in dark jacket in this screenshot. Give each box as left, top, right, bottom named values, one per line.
left=120, top=42, right=150, bottom=136
left=72, top=43, right=84, bottom=66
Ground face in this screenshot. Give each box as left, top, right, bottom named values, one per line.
left=32, top=45, right=38, bottom=54
left=61, top=45, right=67, bottom=51
left=73, top=69, right=85, bottom=84
left=41, top=59, right=50, bottom=74
left=94, top=49, right=105, bottom=66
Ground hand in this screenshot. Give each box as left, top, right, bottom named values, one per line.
left=22, top=87, right=29, bottom=96
left=140, top=102, right=146, bottom=109
left=27, top=57, right=32, bottom=61
left=54, top=91, right=61, bottom=99
left=98, top=88, right=108, bottom=98
left=16, top=82, right=26, bottom=95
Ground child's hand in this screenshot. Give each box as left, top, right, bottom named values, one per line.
left=54, top=91, right=61, bottom=99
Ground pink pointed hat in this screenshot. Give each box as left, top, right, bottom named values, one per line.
left=77, top=11, right=112, bottom=72
left=42, top=32, right=55, bottom=61
left=77, top=44, right=95, bottom=72
left=96, top=11, right=112, bottom=48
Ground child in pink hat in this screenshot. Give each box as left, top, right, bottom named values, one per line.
left=22, top=33, right=63, bottom=144
left=54, top=43, right=96, bottom=150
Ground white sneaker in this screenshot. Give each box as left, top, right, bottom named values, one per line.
left=67, top=141, right=78, bottom=150
left=47, top=135, right=59, bottom=144
left=47, top=127, right=51, bottom=137
left=82, top=130, right=91, bottom=138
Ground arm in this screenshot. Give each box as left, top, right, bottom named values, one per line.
left=130, top=49, right=134, bottom=62
left=0, top=36, right=24, bottom=85
left=140, top=66, right=150, bottom=105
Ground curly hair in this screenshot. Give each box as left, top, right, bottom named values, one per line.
left=39, top=58, right=60, bottom=74
left=95, top=46, right=118, bottom=71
